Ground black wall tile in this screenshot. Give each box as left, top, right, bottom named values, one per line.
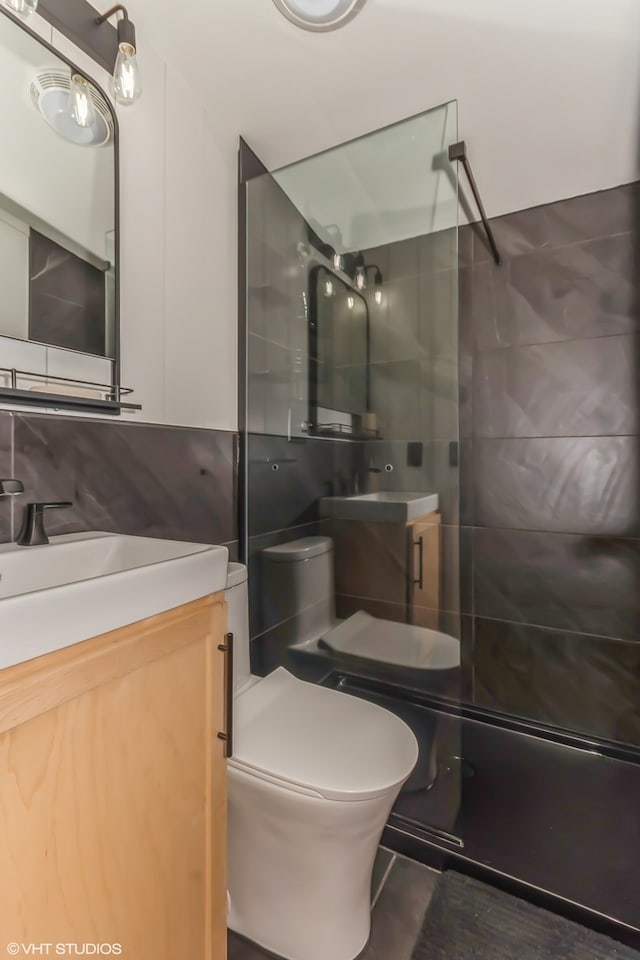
left=474, top=235, right=638, bottom=352
left=247, top=519, right=325, bottom=639
left=473, top=528, right=640, bottom=641
left=459, top=438, right=474, bottom=527
left=248, top=433, right=362, bottom=538
left=0, top=413, right=13, bottom=543
left=473, top=436, right=640, bottom=536
left=473, top=182, right=640, bottom=264
left=474, top=335, right=638, bottom=439
left=13, top=414, right=236, bottom=545
left=474, top=617, right=640, bottom=746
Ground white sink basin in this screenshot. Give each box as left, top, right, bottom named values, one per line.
left=320, top=492, right=439, bottom=523
left=0, top=532, right=229, bottom=671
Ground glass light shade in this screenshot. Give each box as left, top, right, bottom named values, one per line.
left=272, top=0, right=367, bottom=31
left=374, top=287, right=383, bottom=306
left=68, top=74, right=97, bottom=129
left=4, top=0, right=37, bottom=15
left=333, top=252, right=344, bottom=271
left=354, top=266, right=367, bottom=290
left=112, top=42, right=142, bottom=105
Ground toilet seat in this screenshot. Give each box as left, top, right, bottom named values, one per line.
left=230, top=667, right=419, bottom=802
left=320, top=610, right=461, bottom=671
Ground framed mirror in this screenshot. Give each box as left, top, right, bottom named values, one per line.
left=309, top=264, right=373, bottom=438
left=0, top=8, right=138, bottom=413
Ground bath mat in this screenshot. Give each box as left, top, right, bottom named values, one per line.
left=411, top=871, right=640, bottom=959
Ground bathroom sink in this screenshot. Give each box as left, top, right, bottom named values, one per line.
left=320, top=492, right=439, bottom=523
left=0, top=532, right=228, bottom=671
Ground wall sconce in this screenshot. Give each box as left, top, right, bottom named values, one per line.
left=369, top=266, right=384, bottom=305
left=354, top=254, right=367, bottom=291
left=96, top=5, right=141, bottom=105
left=35, top=0, right=142, bottom=107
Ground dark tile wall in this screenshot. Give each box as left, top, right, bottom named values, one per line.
left=245, top=172, right=369, bottom=651
left=460, top=181, right=640, bottom=747
left=246, top=432, right=362, bottom=642
left=0, top=410, right=237, bottom=552
left=245, top=168, right=640, bottom=748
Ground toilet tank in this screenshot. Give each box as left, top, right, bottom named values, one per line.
left=225, top=562, right=252, bottom=693
left=262, top=536, right=335, bottom=647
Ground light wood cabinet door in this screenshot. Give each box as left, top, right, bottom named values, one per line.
left=0, top=595, right=228, bottom=960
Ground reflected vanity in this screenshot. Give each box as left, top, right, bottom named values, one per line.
left=0, top=7, right=138, bottom=413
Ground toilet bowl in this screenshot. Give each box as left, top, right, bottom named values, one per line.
left=225, top=562, right=418, bottom=960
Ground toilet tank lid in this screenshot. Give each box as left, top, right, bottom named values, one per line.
left=226, top=562, right=248, bottom=589
left=262, top=536, right=332, bottom=563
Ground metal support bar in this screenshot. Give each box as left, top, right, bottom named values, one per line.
left=449, top=141, right=501, bottom=266
left=38, top=0, right=118, bottom=74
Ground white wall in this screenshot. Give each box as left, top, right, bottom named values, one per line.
left=0, top=9, right=237, bottom=431
left=0, top=13, right=114, bottom=261
left=0, top=211, right=28, bottom=340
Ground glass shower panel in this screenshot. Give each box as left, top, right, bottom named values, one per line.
left=244, top=102, right=465, bottom=844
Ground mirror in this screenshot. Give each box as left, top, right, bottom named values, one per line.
left=0, top=9, right=131, bottom=411
left=309, top=265, right=371, bottom=437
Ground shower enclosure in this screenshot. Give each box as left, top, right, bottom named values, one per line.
left=239, top=102, right=640, bottom=947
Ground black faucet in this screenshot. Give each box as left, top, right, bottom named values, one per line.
left=18, top=501, right=73, bottom=547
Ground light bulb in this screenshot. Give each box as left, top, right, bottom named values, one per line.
left=68, top=74, right=97, bottom=129
left=112, top=42, right=142, bottom=105
left=347, top=295, right=355, bottom=310
left=373, top=269, right=384, bottom=305
left=333, top=252, right=344, bottom=272
left=354, top=265, right=367, bottom=291
left=4, top=0, right=37, bottom=15
left=324, top=278, right=335, bottom=298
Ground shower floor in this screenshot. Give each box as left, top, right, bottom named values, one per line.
left=326, top=673, right=640, bottom=947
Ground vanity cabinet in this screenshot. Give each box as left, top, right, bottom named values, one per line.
left=0, top=594, right=228, bottom=960
left=408, top=513, right=442, bottom=628
left=330, top=512, right=441, bottom=627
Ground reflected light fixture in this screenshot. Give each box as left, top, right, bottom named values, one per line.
left=333, top=251, right=344, bottom=272
left=2, top=0, right=37, bottom=16
left=354, top=254, right=367, bottom=291
left=68, top=73, right=97, bottom=128
left=347, top=295, right=355, bottom=311
left=374, top=269, right=384, bottom=305
left=272, top=0, right=367, bottom=32
left=360, top=262, right=384, bottom=305
left=96, top=4, right=142, bottom=105
left=324, top=277, right=335, bottom=298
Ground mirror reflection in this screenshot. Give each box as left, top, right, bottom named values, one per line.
left=310, top=266, right=370, bottom=437
left=0, top=12, right=115, bottom=360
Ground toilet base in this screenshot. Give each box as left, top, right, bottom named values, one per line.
left=228, top=766, right=401, bottom=960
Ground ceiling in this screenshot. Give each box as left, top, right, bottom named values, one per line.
left=133, top=0, right=640, bottom=221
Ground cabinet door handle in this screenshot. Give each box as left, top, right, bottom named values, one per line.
left=413, top=537, right=424, bottom=591
left=217, top=632, right=234, bottom=759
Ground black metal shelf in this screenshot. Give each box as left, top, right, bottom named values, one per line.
left=0, top=387, right=141, bottom=415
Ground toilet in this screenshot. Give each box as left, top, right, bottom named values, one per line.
left=225, top=562, right=419, bottom=960
left=260, top=535, right=461, bottom=674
